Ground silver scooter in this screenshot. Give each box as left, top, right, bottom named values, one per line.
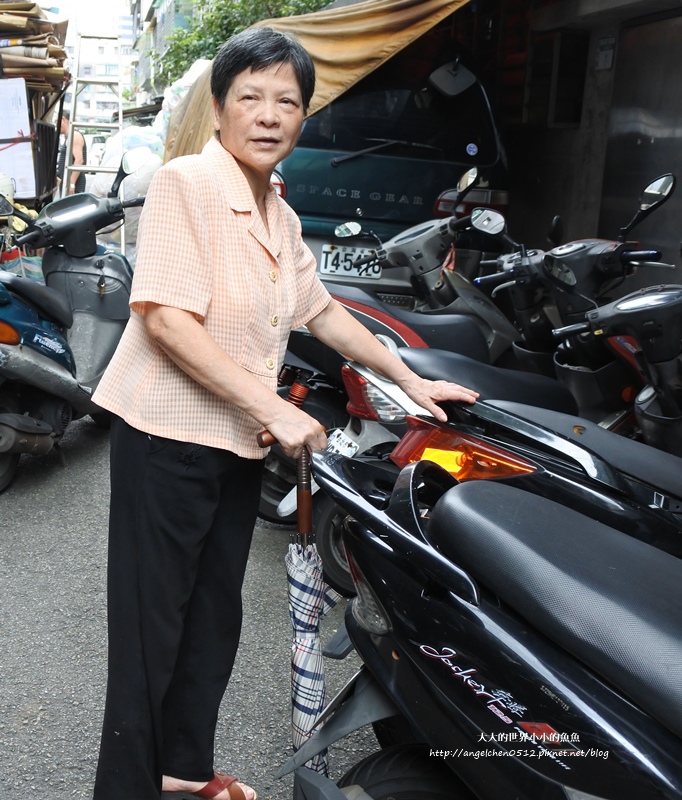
left=0, top=147, right=150, bottom=490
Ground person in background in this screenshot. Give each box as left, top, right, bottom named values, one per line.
left=56, top=110, right=87, bottom=194
left=90, top=26, right=479, bottom=800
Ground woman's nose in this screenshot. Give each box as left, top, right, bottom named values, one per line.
left=257, top=101, right=279, bottom=125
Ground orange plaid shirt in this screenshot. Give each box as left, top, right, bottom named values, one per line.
left=93, top=137, right=331, bottom=458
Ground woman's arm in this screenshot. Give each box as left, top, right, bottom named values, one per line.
left=306, top=299, right=479, bottom=421
left=144, top=303, right=328, bottom=457
left=68, top=131, right=86, bottom=194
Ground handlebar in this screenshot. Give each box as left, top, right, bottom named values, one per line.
left=552, top=321, right=591, bottom=339
left=621, top=249, right=662, bottom=263
left=13, top=229, right=42, bottom=247
left=448, top=214, right=473, bottom=234
left=122, top=196, right=146, bottom=209
left=11, top=194, right=145, bottom=253
left=474, top=271, right=512, bottom=288
left=352, top=252, right=378, bottom=268
left=620, top=249, right=675, bottom=269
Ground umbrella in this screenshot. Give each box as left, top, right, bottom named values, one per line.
left=286, top=448, right=342, bottom=773
left=257, top=416, right=342, bottom=774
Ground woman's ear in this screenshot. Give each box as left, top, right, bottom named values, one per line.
left=212, top=98, right=221, bottom=135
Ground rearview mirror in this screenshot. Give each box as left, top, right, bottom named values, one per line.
left=547, top=215, right=563, bottom=247
left=335, top=221, right=363, bottom=238
left=109, top=146, right=153, bottom=197
left=121, top=146, right=152, bottom=176
left=470, top=207, right=506, bottom=236
left=457, top=167, right=478, bottom=193
left=640, top=174, right=675, bottom=210
left=429, top=60, right=477, bottom=97
left=0, top=194, right=14, bottom=216
left=619, top=172, right=676, bottom=241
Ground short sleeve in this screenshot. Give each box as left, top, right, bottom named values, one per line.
left=130, top=158, right=214, bottom=319
left=291, top=224, right=331, bottom=329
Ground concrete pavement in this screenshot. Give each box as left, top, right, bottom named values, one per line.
left=0, top=418, right=373, bottom=799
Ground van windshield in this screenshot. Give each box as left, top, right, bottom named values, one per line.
left=298, top=61, right=500, bottom=166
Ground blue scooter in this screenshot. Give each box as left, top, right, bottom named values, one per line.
left=0, top=147, right=149, bottom=490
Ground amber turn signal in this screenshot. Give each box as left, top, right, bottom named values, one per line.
left=390, top=416, right=536, bottom=482
left=0, top=321, right=20, bottom=345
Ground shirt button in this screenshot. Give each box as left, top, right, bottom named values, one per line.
left=269, top=270, right=278, bottom=282
left=271, top=314, right=279, bottom=327
left=265, top=358, right=275, bottom=370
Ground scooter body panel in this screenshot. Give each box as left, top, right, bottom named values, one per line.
left=0, top=288, right=74, bottom=374
left=326, top=282, right=493, bottom=363
left=296, top=452, right=682, bottom=799
left=42, top=246, right=132, bottom=390
left=0, top=238, right=132, bottom=456
left=41, top=246, right=132, bottom=321
left=341, top=516, right=682, bottom=800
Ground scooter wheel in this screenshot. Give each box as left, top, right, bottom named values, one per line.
left=338, top=744, right=473, bottom=799
left=372, top=715, right=422, bottom=749
left=258, top=452, right=297, bottom=525
left=0, top=391, right=20, bottom=492
left=0, top=452, right=19, bottom=492
left=314, top=492, right=355, bottom=597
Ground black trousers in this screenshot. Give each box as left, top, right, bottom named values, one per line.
left=93, top=418, right=264, bottom=799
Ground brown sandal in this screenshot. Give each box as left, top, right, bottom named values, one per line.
left=164, top=771, right=257, bottom=800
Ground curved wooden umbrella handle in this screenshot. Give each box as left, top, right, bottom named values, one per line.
left=257, top=429, right=276, bottom=448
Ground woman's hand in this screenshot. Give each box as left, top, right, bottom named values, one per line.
left=266, top=402, right=328, bottom=459
left=398, top=374, right=479, bottom=422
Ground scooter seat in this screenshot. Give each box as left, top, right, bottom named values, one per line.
left=327, top=284, right=491, bottom=363
left=427, top=480, right=682, bottom=739
left=0, top=270, right=73, bottom=329
left=487, top=400, right=682, bottom=500
left=398, top=347, right=578, bottom=415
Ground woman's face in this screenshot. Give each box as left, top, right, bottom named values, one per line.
left=213, top=61, right=305, bottom=189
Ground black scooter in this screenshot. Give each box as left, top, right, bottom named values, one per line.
left=259, top=206, right=568, bottom=525
left=277, top=449, right=682, bottom=800
left=260, top=174, right=676, bottom=526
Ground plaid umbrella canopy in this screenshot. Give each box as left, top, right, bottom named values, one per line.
left=286, top=537, right=341, bottom=773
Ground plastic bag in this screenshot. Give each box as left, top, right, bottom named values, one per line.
left=152, top=58, right=212, bottom=143
left=88, top=127, right=165, bottom=249
left=1, top=252, right=44, bottom=282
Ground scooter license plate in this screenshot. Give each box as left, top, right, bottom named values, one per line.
left=327, top=428, right=360, bottom=457
left=319, top=244, right=382, bottom=280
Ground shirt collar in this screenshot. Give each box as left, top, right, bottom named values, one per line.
left=201, top=137, right=283, bottom=257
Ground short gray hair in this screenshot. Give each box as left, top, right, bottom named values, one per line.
left=211, top=27, right=315, bottom=114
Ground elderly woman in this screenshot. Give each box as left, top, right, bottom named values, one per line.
left=91, top=27, right=477, bottom=800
